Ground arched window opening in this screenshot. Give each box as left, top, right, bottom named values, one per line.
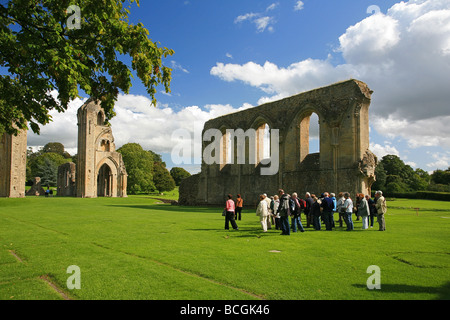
left=299, top=112, right=320, bottom=163
left=309, top=113, right=320, bottom=154
left=97, top=164, right=112, bottom=197
left=97, top=112, right=105, bottom=126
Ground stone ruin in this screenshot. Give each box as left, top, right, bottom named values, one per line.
left=179, top=79, right=377, bottom=206
left=61, top=99, right=128, bottom=198
left=0, top=99, right=127, bottom=198
left=0, top=128, right=27, bottom=198
left=26, top=177, right=46, bottom=196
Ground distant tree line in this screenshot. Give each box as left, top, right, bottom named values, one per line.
left=372, top=155, right=450, bottom=193
left=26, top=142, right=191, bottom=194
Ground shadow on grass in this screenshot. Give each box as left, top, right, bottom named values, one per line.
left=352, top=282, right=450, bottom=299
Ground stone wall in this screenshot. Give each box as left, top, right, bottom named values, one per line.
left=0, top=129, right=27, bottom=198
left=179, top=79, right=377, bottom=207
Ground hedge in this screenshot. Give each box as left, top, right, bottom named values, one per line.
left=372, top=191, right=450, bottom=201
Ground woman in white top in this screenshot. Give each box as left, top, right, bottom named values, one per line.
left=256, top=194, right=270, bottom=232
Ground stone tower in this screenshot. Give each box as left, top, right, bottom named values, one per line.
left=0, top=129, right=27, bottom=198
left=76, top=99, right=127, bottom=198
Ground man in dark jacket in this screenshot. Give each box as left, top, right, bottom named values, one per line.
left=320, top=192, right=334, bottom=231
left=277, top=189, right=291, bottom=235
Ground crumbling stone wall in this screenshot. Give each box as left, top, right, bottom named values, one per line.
left=179, top=79, right=377, bottom=206
left=0, top=129, right=27, bottom=198
left=57, top=162, right=76, bottom=197
left=75, top=99, right=127, bottom=198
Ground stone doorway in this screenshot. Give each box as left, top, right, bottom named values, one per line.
left=97, top=164, right=112, bottom=197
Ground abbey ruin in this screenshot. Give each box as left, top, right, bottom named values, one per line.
left=179, top=79, right=377, bottom=206
left=0, top=99, right=127, bottom=198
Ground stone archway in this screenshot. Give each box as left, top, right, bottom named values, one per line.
left=97, top=163, right=112, bottom=197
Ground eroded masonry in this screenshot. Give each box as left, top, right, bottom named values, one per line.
left=179, top=79, right=377, bottom=206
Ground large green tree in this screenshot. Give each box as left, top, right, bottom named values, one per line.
left=0, top=0, right=173, bottom=135
left=117, top=143, right=155, bottom=194
left=170, top=167, right=191, bottom=186
left=153, top=161, right=175, bottom=193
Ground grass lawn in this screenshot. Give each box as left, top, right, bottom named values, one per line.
left=0, top=195, right=449, bottom=300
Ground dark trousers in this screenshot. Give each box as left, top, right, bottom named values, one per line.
left=235, top=207, right=242, bottom=220
left=225, top=211, right=238, bottom=230
left=280, top=215, right=290, bottom=235
left=323, top=211, right=334, bottom=230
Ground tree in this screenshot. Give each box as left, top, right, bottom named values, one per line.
left=153, top=162, right=175, bottom=193
left=0, top=0, right=174, bottom=135
left=117, top=143, right=155, bottom=194
left=27, top=152, right=69, bottom=186
left=431, top=168, right=450, bottom=186
left=372, top=161, right=386, bottom=191
left=42, top=142, right=64, bottom=155
left=170, top=167, right=191, bottom=186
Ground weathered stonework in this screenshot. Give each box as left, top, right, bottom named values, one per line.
left=57, top=162, right=76, bottom=197
left=179, top=79, right=377, bottom=206
left=0, top=129, right=27, bottom=198
left=26, top=177, right=46, bottom=196
left=75, top=99, right=127, bottom=198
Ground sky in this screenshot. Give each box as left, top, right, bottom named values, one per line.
left=26, top=0, right=450, bottom=174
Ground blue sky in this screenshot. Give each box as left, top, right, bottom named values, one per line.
left=27, top=0, right=450, bottom=174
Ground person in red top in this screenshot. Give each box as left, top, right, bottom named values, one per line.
left=235, top=194, right=243, bottom=221
left=225, top=194, right=239, bottom=230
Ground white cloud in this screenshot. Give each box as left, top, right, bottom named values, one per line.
left=369, top=143, right=400, bottom=159
left=266, top=3, right=279, bottom=12
left=170, top=60, right=189, bottom=74
left=234, top=5, right=278, bottom=33
left=294, top=1, right=304, bottom=11
left=426, top=152, right=450, bottom=169
left=226, top=52, right=233, bottom=59
left=27, top=94, right=254, bottom=163
left=213, top=0, right=450, bottom=153
left=234, top=12, right=259, bottom=24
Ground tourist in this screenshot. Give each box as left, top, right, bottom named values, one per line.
left=354, top=193, right=361, bottom=221
left=330, top=193, right=337, bottom=227
left=224, top=194, right=239, bottom=230
left=277, top=189, right=291, bottom=235
left=304, top=192, right=314, bottom=228
left=311, top=195, right=322, bottom=230
left=375, top=191, right=387, bottom=231
left=256, top=194, right=270, bottom=232
left=263, top=194, right=272, bottom=230
left=272, top=195, right=281, bottom=230
left=336, top=192, right=346, bottom=228
left=235, top=194, right=244, bottom=220
left=290, top=193, right=305, bottom=233
left=320, top=192, right=334, bottom=231
left=365, top=194, right=377, bottom=228
left=343, top=192, right=354, bottom=231
left=357, top=193, right=370, bottom=229
left=235, top=194, right=243, bottom=221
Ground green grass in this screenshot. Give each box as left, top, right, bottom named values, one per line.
left=0, top=196, right=449, bottom=300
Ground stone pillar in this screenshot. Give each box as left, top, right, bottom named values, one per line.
left=0, top=129, right=27, bottom=198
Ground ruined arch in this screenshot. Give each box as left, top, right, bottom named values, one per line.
left=179, top=79, right=377, bottom=206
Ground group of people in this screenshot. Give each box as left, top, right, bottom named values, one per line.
left=224, top=189, right=388, bottom=235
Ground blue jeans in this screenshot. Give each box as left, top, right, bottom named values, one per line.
left=344, top=212, right=354, bottom=231
left=291, top=215, right=304, bottom=232
left=280, top=215, right=290, bottom=235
